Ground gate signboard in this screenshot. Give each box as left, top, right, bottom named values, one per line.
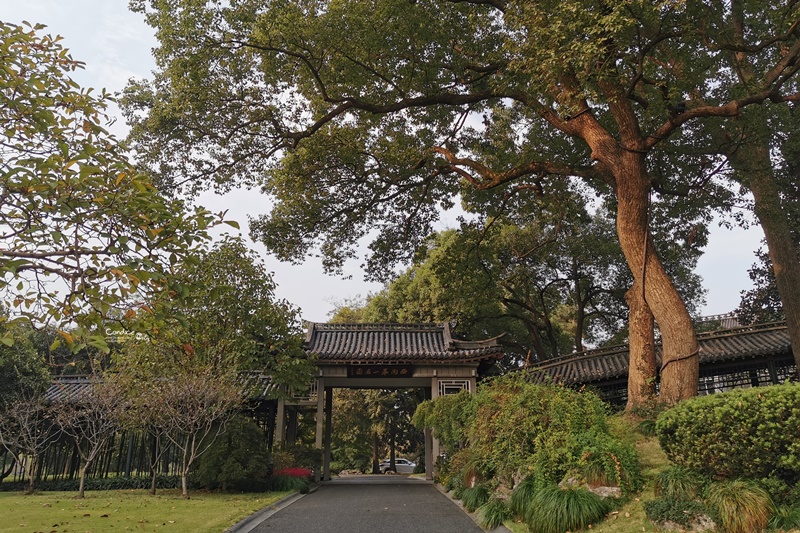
left=347, top=364, right=414, bottom=378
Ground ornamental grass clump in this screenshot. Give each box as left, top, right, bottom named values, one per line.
left=510, top=476, right=539, bottom=520
left=476, top=498, right=512, bottom=530
left=461, top=485, right=490, bottom=512
left=706, top=480, right=774, bottom=533
left=525, top=484, right=610, bottom=533
left=654, top=466, right=707, bottom=501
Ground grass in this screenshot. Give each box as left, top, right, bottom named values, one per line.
left=525, top=485, right=611, bottom=533
left=0, top=488, right=292, bottom=533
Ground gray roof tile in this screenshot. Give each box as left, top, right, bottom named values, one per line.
left=304, top=322, right=505, bottom=364
left=528, top=322, right=793, bottom=385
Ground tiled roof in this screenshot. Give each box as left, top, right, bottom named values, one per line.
left=44, top=372, right=280, bottom=404
left=528, top=322, right=793, bottom=385
left=304, top=322, right=505, bottom=364
left=44, top=375, right=95, bottom=404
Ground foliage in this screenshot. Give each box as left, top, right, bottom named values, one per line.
left=121, top=0, right=791, bottom=278
left=476, top=498, right=511, bottom=529
left=525, top=484, right=611, bottom=533
left=0, top=321, right=48, bottom=408
left=415, top=375, right=642, bottom=497
left=757, top=476, right=800, bottom=507
left=329, top=389, right=374, bottom=473
left=167, top=237, right=311, bottom=387
left=706, top=480, right=774, bottom=533
left=769, top=504, right=800, bottom=532
left=116, top=238, right=312, bottom=394
left=643, top=498, right=716, bottom=530
left=571, top=429, right=644, bottom=495
left=152, top=367, right=244, bottom=498
left=653, top=466, right=707, bottom=501
left=0, top=21, right=224, bottom=349
left=411, top=390, right=471, bottom=458
left=192, top=415, right=270, bottom=490
left=656, top=383, right=800, bottom=482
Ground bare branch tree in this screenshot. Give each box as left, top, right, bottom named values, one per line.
left=53, top=375, right=126, bottom=498
left=155, top=368, right=244, bottom=499
left=0, top=389, right=60, bottom=494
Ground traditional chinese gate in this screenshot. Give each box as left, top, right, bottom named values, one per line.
left=274, top=322, right=505, bottom=481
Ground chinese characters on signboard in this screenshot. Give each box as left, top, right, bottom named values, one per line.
left=347, top=365, right=414, bottom=378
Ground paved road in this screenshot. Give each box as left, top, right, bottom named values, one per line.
left=248, top=476, right=486, bottom=533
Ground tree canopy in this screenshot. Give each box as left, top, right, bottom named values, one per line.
left=124, top=0, right=800, bottom=404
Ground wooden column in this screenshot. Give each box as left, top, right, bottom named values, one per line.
left=314, top=377, right=324, bottom=483
left=430, top=377, right=440, bottom=472
left=275, top=397, right=285, bottom=449
left=323, top=386, right=333, bottom=481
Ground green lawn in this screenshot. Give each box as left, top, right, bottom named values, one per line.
left=0, top=489, right=292, bottom=533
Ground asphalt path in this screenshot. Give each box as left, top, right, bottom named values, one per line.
left=246, top=475, right=487, bottom=533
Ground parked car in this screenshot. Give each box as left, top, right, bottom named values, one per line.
left=379, top=458, right=416, bottom=474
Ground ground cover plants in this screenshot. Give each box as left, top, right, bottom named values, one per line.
left=0, top=489, right=291, bottom=533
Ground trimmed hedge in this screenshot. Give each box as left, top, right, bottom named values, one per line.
left=656, top=383, right=800, bottom=482
left=0, top=475, right=181, bottom=492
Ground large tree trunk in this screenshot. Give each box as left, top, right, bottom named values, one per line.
left=727, top=124, right=800, bottom=372
left=625, top=283, right=657, bottom=410
left=615, top=153, right=699, bottom=405
left=371, top=431, right=380, bottom=474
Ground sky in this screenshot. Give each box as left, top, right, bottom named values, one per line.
left=1, top=1, right=765, bottom=323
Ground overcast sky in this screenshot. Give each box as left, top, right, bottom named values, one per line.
left=2, top=1, right=764, bottom=323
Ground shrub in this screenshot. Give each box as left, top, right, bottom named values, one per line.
left=476, top=498, right=511, bottom=530
left=654, top=466, right=707, bottom=500
left=643, top=498, right=716, bottom=529
left=656, top=383, right=800, bottom=482
left=570, top=429, right=644, bottom=495
left=461, top=485, right=490, bottom=512
left=706, top=480, right=774, bottom=533
left=757, top=476, right=800, bottom=507
left=526, top=484, right=611, bottom=533
left=463, top=376, right=611, bottom=487
left=264, top=475, right=310, bottom=492
left=193, top=415, right=270, bottom=489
